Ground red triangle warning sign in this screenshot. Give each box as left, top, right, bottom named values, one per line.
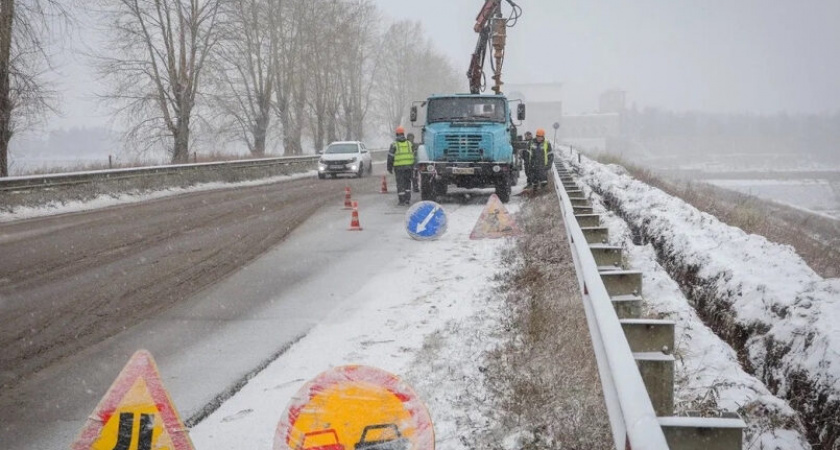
left=470, top=194, right=522, bottom=239
left=71, top=349, right=194, bottom=450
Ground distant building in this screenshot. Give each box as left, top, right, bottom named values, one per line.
left=563, top=90, right=627, bottom=151
left=599, top=90, right=626, bottom=114
left=503, top=84, right=627, bottom=151
left=561, top=112, right=621, bottom=139
left=505, top=83, right=563, bottom=136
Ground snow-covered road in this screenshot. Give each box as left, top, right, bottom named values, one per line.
left=190, top=192, right=517, bottom=448
left=1, top=170, right=522, bottom=449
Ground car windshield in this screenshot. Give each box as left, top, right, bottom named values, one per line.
left=325, top=143, right=358, bottom=154
left=427, top=97, right=506, bottom=123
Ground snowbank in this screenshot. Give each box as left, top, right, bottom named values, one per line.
left=594, top=206, right=809, bottom=448
left=573, top=156, right=840, bottom=447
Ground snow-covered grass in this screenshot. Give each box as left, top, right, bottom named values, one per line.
left=478, top=194, right=612, bottom=448
left=573, top=155, right=840, bottom=448
left=705, top=179, right=840, bottom=221
left=593, top=153, right=840, bottom=279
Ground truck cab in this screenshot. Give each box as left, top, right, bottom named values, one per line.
left=411, top=94, right=525, bottom=203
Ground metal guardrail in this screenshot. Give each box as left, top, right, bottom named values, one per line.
left=0, top=155, right=318, bottom=192
left=0, top=149, right=389, bottom=193
left=551, top=157, right=670, bottom=449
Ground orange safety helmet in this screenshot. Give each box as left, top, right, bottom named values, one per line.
left=535, top=128, right=546, bottom=137
left=395, top=126, right=406, bottom=135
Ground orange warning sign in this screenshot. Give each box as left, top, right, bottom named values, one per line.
left=274, top=365, right=434, bottom=450
left=71, top=349, right=194, bottom=450
left=469, top=194, right=522, bottom=239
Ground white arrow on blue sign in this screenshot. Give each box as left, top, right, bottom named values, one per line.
left=405, top=201, right=448, bottom=240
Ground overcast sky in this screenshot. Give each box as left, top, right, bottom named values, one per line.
left=47, top=0, right=840, bottom=130
left=377, top=0, right=840, bottom=114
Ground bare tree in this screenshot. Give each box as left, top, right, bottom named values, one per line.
left=335, top=0, right=381, bottom=142
left=299, top=0, right=338, bottom=152
left=374, top=22, right=461, bottom=137
left=0, top=0, right=68, bottom=177
left=95, top=0, right=222, bottom=164
left=269, top=0, right=306, bottom=155
left=208, top=0, right=274, bottom=157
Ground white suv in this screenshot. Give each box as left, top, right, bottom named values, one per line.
left=317, top=141, right=373, bottom=179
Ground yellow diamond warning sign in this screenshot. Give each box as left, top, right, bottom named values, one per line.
left=274, top=365, right=434, bottom=450
left=72, top=349, right=194, bottom=450
left=470, top=193, right=522, bottom=239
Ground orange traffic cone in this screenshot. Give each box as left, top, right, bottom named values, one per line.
left=380, top=175, right=388, bottom=194
left=343, top=186, right=353, bottom=209
left=348, top=201, right=363, bottom=231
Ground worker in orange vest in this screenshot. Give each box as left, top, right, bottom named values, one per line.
left=529, top=128, right=554, bottom=190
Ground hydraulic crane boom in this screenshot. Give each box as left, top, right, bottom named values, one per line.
left=468, top=0, right=522, bottom=95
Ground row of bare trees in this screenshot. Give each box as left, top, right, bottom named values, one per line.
left=0, top=0, right=70, bottom=177
left=95, top=0, right=460, bottom=163
left=0, top=0, right=461, bottom=175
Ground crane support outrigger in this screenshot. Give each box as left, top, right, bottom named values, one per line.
left=411, top=0, right=526, bottom=203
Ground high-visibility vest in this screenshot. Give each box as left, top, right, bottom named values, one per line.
left=393, top=140, right=415, bottom=167
left=531, top=141, right=550, bottom=166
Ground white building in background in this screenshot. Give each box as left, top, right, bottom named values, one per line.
left=505, top=83, right=563, bottom=138
left=599, top=89, right=627, bottom=114
left=505, top=83, right=627, bottom=151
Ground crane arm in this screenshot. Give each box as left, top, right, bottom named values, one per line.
left=467, top=0, right=521, bottom=95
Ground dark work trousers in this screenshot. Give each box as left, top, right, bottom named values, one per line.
left=411, top=168, right=420, bottom=192
left=532, top=164, right=549, bottom=187
left=394, top=167, right=414, bottom=204
left=524, top=161, right=533, bottom=187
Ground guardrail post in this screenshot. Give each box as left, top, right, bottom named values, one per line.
left=109, top=155, right=113, bottom=169
left=635, top=353, right=675, bottom=416
left=620, top=319, right=675, bottom=354
left=582, top=227, right=609, bottom=244
left=575, top=214, right=601, bottom=228
left=600, top=269, right=643, bottom=319
left=590, top=244, right=622, bottom=269
left=659, top=415, right=746, bottom=450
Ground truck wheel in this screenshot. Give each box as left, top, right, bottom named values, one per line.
left=495, top=174, right=511, bottom=203
left=433, top=180, right=448, bottom=196
left=420, top=174, right=435, bottom=201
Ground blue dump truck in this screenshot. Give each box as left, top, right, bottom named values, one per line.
left=410, top=94, right=526, bottom=203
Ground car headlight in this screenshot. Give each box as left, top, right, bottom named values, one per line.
left=350, top=164, right=358, bottom=170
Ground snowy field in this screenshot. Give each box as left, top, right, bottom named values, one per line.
left=707, top=178, right=840, bottom=220
left=573, top=155, right=840, bottom=447
left=586, top=191, right=810, bottom=448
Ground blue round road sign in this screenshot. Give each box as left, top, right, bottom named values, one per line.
left=405, top=201, right=447, bottom=240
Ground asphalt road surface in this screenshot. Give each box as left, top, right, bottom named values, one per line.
left=0, top=170, right=393, bottom=448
